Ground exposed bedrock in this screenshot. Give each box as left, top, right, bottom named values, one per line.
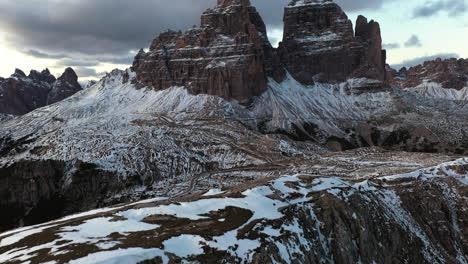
left=132, top=0, right=285, bottom=102
left=279, top=0, right=387, bottom=84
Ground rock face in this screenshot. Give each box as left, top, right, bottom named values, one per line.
left=279, top=0, right=386, bottom=84
left=391, top=58, right=468, bottom=90
left=0, top=68, right=82, bottom=115
left=0, top=160, right=123, bottom=232
left=132, top=0, right=284, bottom=102
left=132, top=0, right=388, bottom=100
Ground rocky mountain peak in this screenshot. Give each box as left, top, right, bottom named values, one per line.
left=47, top=67, right=82, bottom=105
left=12, top=68, right=27, bottom=78
left=29, top=68, right=57, bottom=84
left=59, top=67, right=79, bottom=82
left=133, top=0, right=387, bottom=100
left=0, top=67, right=82, bottom=115
left=132, top=0, right=284, bottom=102
left=279, top=0, right=387, bottom=84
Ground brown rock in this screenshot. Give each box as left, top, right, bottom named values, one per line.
left=132, top=0, right=285, bottom=102
left=279, top=0, right=387, bottom=84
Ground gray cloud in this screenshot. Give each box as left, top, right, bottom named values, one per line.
left=413, top=0, right=467, bottom=17
left=24, top=50, right=67, bottom=60
left=73, top=67, right=106, bottom=78
left=404, top=35, right=422, bottom=47
left=383, top=43, right=401, bottom=50
left=392, top=53, right=459, bottom=69
left=56, top=59, right=100, bottom=67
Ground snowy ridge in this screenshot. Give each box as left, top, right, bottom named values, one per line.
left=0, top=70, right=392, bottom=173
left=408, top=82, right=468, bottom=101
left=0, top=158, right=466, bottom=263
left=1, top=69, right=467, bottom=178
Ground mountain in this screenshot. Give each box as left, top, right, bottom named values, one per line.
left=0, top=0, right=467, bottom=261
left=0, top=68, right=82, bottom=115
left=389, top=58, right=468, bottom=100
left=0, top=158, right=467, bottom=263
left=279, top=0, right=386, bottom=84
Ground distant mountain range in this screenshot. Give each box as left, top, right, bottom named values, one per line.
left=0, top=68, right=82, bottom=115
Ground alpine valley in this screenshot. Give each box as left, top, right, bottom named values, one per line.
left=0, top=0, right=467, bottom=263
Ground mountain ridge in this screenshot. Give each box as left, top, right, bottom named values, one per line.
left=0, top=67, right=82, bottom=115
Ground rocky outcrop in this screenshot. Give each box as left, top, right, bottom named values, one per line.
left=391, top=58, right=468, bottom=90
left=132, top=0, right=388, bottom=100
left=132, top=0, right=284, bottom=102
left=279, top=0, right=386, bottom=84
left=0, top=159, right=126, bottom=232
left=47, top=67, right=82, bottom=105
left=0, top=68, right=82, bottom=115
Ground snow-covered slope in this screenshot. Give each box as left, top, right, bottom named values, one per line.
left=1, top=158, right=466, bottom=264
left=1, top=68, right=467, bottom=232
left=407, top=82, right=468, bottom=101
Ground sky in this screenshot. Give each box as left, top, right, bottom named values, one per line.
left=0, top=0, right=466, bottom=82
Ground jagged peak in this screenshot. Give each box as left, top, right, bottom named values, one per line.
left=12, top=68, right=26, bottom=78
left=28, top=69, right=57, bottom=84
left=42, top=68, right=51, bottom=75
left=355, top=15, right=381, bottom=40
left=59, top=67, right=78, bottom=81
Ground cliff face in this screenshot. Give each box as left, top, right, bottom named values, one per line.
left=132, top=0, right=284, bottom=102
left=0, top=68, right=82, bottom=115
left=279, top=0, right=387, bottom=84
left=133, top=0, right=387, bottom=101
left=0, top=159, right=125, bottom=232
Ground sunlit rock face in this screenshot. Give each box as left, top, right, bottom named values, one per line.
left=279, top=0, right=387, bottom=84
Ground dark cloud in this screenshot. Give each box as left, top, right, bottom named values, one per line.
left=56, top=59, right=100, bottom=67
left=25, top=50, right=67, bottom=59
left=404, top=35, right=422, bottom=47
left=383, top=43, right=401, bottom=50
left=392, top=53, right=459, bottom=69
left=0, top=0, right=396, bottom=60
left=413, top=0, right=467, bottom=17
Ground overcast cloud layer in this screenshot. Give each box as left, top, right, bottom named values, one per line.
left=0, top=0, right=465, bottom=78
left=0, top=0, right=393, bottom=58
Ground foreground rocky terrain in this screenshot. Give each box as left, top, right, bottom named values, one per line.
left=0, top=158, right=466, bottom=263
left=0, top=68, right=82, bottom=115
left=0, top=0, right=467, bottom=262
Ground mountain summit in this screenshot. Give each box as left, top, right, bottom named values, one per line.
left=132, top=0, right=386, bottom=101
left=0, top=67, right=82, bottom=115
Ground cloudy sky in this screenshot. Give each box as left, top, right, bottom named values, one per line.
left=0, top=0, right=466, bottom=81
